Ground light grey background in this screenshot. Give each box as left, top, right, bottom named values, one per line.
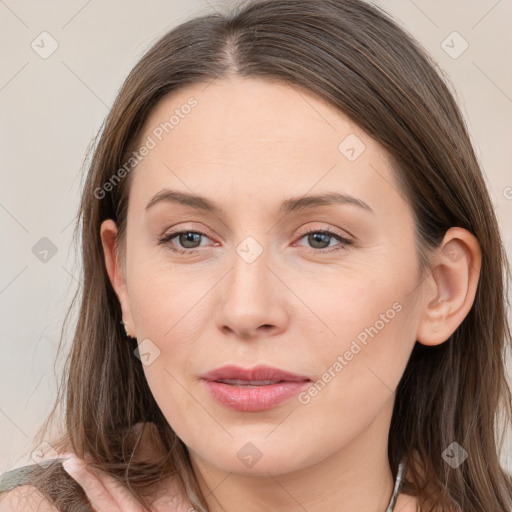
left=1, top=0, right=511, bottom=474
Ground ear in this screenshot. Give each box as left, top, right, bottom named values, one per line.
left=100, top=219, right=135, bottom=336
left=416, top=227, right=481, bottom=346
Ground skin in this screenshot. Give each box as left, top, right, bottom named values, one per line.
left=62, top=77, right=480, bottom=512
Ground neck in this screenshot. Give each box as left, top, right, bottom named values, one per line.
left=190, top=398, right=396, bottom=512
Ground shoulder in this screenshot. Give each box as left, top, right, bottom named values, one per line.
left=0, top=458, right=78, bottom=512
left=0, top=485, right=59, bottom=512
left=395, top=492, right=420, bottom=511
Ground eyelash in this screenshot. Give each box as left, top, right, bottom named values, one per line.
left=158, top=227, right=353, bottom=255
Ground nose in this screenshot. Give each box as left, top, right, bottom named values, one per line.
left=214, top=244, right=289, bottom=341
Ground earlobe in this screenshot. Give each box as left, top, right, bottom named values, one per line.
left=100, top=219, right=135, bottom=335
left=416, top=227, right=481, bottom=346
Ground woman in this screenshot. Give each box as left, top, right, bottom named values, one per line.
left=0, top=0, right=511, bottom=511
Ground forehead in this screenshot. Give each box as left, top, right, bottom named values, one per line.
left=129, top=77, right=405, bottom=214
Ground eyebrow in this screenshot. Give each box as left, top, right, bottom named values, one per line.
left=145, top=189, right=373, bottom=215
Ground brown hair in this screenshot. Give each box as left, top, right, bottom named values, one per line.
left=10, top=0, right=512, bottom=510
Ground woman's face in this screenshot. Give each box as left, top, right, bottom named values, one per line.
left=104, top=77, right=427, bottom=476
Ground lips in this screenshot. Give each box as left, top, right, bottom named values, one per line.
left=201, top=365, right=311, bottom=412
left=214, top=379, right=282, bottom=386
left=201, top=365, right=311, bottom=384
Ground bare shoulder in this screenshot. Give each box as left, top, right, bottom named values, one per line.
left=395, top=492, right=420, bottom=511
left=0, top=485, right=59, bottom=512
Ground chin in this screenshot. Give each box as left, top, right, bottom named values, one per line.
left=192, top=440, right=317, bottom=477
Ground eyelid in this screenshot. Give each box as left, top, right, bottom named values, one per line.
left=158, top=227, right=217, bottom=254
left=293, top=226, right=353, bottom=253
left=158, top=223, right=353, bottom=255
left=294, top=224, right=353, bottom=241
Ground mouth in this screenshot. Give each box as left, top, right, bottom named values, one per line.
left=201, top=364, right=311, bottom=383
left=213, top=379, right=290, bottom=387
left=200, top=365, right=312, bottom=412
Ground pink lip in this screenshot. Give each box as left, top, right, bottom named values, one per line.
left=201, top=365, right=311, bottom=412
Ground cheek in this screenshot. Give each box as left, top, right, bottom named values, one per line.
left=291, top=261, right=415, bottom=351
left=128, top=272, right=209, bottom=438
left=127, top=251, right=212, bottom=342
left=288, top=283, right=417, bottom=463
left=290, top=258, right=419, bottom=407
